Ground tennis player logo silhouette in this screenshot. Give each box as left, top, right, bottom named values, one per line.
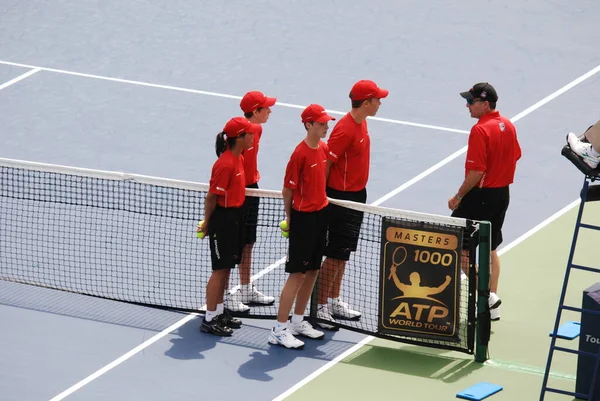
left=388, top=246, right=452, bottom=305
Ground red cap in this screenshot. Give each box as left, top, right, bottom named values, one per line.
left=223, top=117, right=262, bottom=138
left=349, top=80, right=389, bottom=101
left=301, top=104, right=336, bottom=123
left=240, top=91, right=277, bottom=113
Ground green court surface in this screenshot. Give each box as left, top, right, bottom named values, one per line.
left=284, top=200, right=600, bottom=401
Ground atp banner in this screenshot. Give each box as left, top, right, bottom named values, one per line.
left=378, top=217, right=463, bottom=342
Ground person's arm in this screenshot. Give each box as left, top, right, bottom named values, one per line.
left=326, top=126, right=352, bottom=183
left=282, top=151, right=300, bottom=228
left=200, top=162, right=231, bottom=233
left=448, top=127, right=486, bottom=211
left=282, top=187, right=293, bottom=228
left=325, top=160, right=333, bottom=180
left=448, top=170, right=484, bottom=211
left=199, top=193, right=218, bottom=234
left=456, top=170, right=485, bottom=198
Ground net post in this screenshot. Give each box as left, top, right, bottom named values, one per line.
left=475, top=220, right=491, bottom=363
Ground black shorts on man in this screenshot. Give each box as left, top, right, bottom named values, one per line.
left=243, top=183, right=259, bottom=245
left=451, top=186, right=510, bottom=251
left=323, top=187, right=367, bottom=261
left=285, top=207, right=328, bottom=274
left=209, top=206, right=245, bottom=270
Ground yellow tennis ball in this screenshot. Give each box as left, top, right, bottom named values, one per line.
left=196, top=220, right=205, bottom=239
left=279, top=220, right=289, bottom=238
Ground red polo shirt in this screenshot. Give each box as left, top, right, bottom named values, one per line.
left=242, top=129, right=261, bottom=186
left=465, top=111, right=522, bottom=188
left=208, top=150, right=246, bottom=208
left=284, top=140, right=329, bottom=212
left=326, top=113, right=370, bottom=192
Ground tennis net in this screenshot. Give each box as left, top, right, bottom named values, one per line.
left=0, top=157, right=482, bottom=355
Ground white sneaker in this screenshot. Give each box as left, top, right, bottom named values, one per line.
left=289, top=320, right=325, bottom=340
left=317, top=304, right=337, bottom=330
left=224, top=293, right=250, bottom=313
left=329, top=298, right=361, bottom=320
left=490, top=307, right=500, bottom=321
left=488, top=292, right=501, bottom=309
left=239, top=285, right=275, bottom=305
left=268, top=327, right=305, bottom=349
left=568, top=132, right=600, bottom=168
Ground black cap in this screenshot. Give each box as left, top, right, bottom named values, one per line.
left=460, top=82, right=498, bottom=103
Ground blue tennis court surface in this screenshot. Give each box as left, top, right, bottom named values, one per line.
left=1, top=1, right=600, bottom=400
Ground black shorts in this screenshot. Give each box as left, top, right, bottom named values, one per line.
left=243, top=183, right=259, bottom=245
left=451, top=186, right=510, bottom=251
left=208, top=206, right=245, bottom=270
left=285, top=207, right=329, bottom=274
left=323, top=187, right=367, bottom=261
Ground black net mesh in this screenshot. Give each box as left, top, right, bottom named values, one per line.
left=0, top=159, right=477, bottom=354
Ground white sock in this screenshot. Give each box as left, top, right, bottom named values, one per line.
left=274, top=321, right=287, bottom=333
left=291, top=314, right=304, bottom=325
left=205, top=310, right=218, bottom=322
left=591, top=146, right=600, bottom=157
left=216, top=303, right=224, bottom=314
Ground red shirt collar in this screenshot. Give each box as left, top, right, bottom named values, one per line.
left=477, top=111, right=500, bottom=123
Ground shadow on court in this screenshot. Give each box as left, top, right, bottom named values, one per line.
left=237, top=332, right=334, bottom=382
left=342, top=343, right=484, bottom=383
left=165, top=317, right=345, bottom=371
left=0, top=281, right=184, bottom=332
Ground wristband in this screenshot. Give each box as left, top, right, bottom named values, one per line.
left=455, top=194, right=463, bottom=201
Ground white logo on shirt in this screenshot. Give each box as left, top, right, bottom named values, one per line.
left=216, top=186, right=225, bottom=192
left=289, top=180, right=296, bottom=185
left=311, top=163, right=317, bottom=168
left=329, top=151, right=338, bottom=159
left=236, top=173, right=241, bottom=176
left=499, top=122, right=506, bottom=131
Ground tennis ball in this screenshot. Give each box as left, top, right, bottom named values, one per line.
left=279, top=220, right=289, bottom=238
left=196, top=220, right=205, bottom=239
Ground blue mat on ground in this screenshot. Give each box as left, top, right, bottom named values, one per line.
left=549, top=321, right=581, bottom=340
left=457, top=382, right=503, bottom=400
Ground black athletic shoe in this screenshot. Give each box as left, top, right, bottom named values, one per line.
left=200, top=316, right=233, bottom=336
left=220, top=309, right=242, bottom=329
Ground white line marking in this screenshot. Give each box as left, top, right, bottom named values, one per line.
left=271, top=336, right=375, bottom=401
left=497, top=198, right=579, bottom=255
left=0, top=59, right=468, bottom=134
left=41, top=61, right=596, bottom=400
left=371, top=63, right=600, bottom=205
left=270, top=198, right=581, bottom=401
left=371, top=146, right=468, bottom=206
left=269, top=65, right=600, bottom=399
left=48, top=314, right=197, bottom=401
left=0, top=68, right=41, bottom=91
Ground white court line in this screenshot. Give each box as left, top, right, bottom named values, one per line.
left=48, top=314, right=198, bottom=401
left=0, top=68, right=41, bottom=91
left=372, top=63, right=600, bottom=206
left=47, top=62, right=598, bottom=399
left=0, top=59, right=468, bottom=134
left=272, top=198, right=582, bottom=401
left=270, top=65, right=600, bottom=399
